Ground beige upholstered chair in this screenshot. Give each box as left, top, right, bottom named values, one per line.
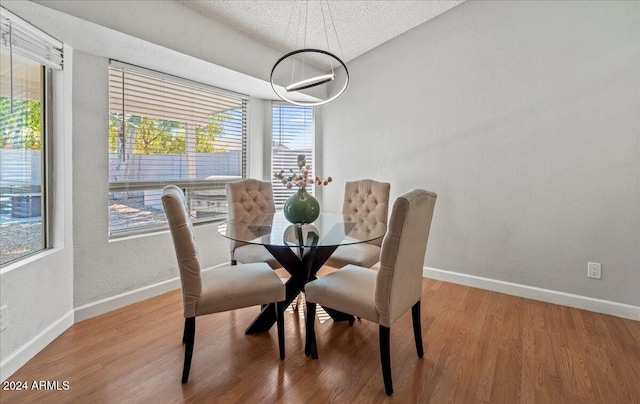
left=325, top=179, right=390, bottom=269
left=305, top=189, right=437, bottom=396
left=161, top=185, right=286, bottom=383
left=226, top=179, right=280, bottom=269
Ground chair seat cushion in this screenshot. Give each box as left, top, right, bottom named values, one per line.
left=235, top=244, right=281, bottom=269
left=305, top=265, right=379, bottom=323
left=196, top=263, right=285, bottom=316
left=325, top=244, right=381, bottom=269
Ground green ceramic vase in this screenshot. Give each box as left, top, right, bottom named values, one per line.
left=283, top=187, right=320, bottom=224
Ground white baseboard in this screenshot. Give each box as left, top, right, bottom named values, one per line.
left=74, top=277, right=181, bottom=322
left=423, top=267, right=640, bottom=321
left=0, top=310, right=74, bottom=382
left=73, top=262, right=232, bottom=322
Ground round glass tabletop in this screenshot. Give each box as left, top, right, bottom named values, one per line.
left=218, top=212, right=386, bottom=248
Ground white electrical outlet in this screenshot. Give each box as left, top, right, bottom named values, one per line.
left=0, top=305, right=7, bottom=331
left=587, top=262, right=601, bottom=279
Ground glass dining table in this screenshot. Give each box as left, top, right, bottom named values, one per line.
left=217, top=212, right=387, bottom=334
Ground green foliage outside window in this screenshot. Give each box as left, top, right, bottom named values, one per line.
left=0, top=96, right=42, bottom=149
left=132, top=117, right=185, bottom=155
left=109, top=113, right=121, bottom=154
left=108, top=113, right=226, bottom=155
left=195, top=114, right=226, bottom=153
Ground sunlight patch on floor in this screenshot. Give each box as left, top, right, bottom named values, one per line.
left=285, top=293, right=331, bottom=323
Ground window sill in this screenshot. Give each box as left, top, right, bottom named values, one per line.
left=0, top=247, right=65, bottom=275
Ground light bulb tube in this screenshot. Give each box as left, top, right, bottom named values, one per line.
left=285, top=73, right=335, bottom=92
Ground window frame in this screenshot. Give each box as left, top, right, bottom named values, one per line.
left=107, top=61, right=248, bottom=238
left=0, top=6, right=62, bottom=266
left=42, top=66, right=52, bottom=252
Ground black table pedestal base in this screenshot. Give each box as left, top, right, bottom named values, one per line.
left=245, top=243, right=354, bottom=334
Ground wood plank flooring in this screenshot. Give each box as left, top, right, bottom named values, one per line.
left=2, top=278, right=639, bottom=403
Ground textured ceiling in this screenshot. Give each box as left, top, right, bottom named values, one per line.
left=177, top=0, right=464, bottom=63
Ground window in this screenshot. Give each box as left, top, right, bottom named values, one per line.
left=271, top=104, right=314, bottom=209
left=108, top=62, right=247, bottom=236
left=0, top=7, right=62, bottom=265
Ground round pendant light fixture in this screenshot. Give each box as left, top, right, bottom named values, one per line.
left=271, top=48, right=348, bottom=106
left=270, top=1, right=349, bottom=106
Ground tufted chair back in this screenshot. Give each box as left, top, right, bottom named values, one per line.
left=375, top=189, right=437, bottom=327
left=161, top=185, right=202, bottom=318
left=342, top=180, right=391, bottom=246
left=226, top=179, right=276, bottom=258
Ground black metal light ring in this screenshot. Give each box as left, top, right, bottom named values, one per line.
left=270, top=48, right=349, bottom=106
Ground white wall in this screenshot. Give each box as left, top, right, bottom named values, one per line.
left=321, top=0, right=640, bottom=306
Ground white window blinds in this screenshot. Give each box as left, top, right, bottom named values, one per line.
left=0, top=7, right=63, bottom=70
left=271, top=104, right=314, bottom=209
left=108, top=62, right=247, bottom=236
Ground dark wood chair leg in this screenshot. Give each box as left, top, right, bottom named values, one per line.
left=182, top=318, right=188, bottom=344
left=182, top=317, right=196, bottom=383
left=305, top=301, right=318, bottom=359
left=276, top=302, right=285, bottom=360
left=412, top=301, right=424, bottom=358
left=379, top=325, right=393, bottom=396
